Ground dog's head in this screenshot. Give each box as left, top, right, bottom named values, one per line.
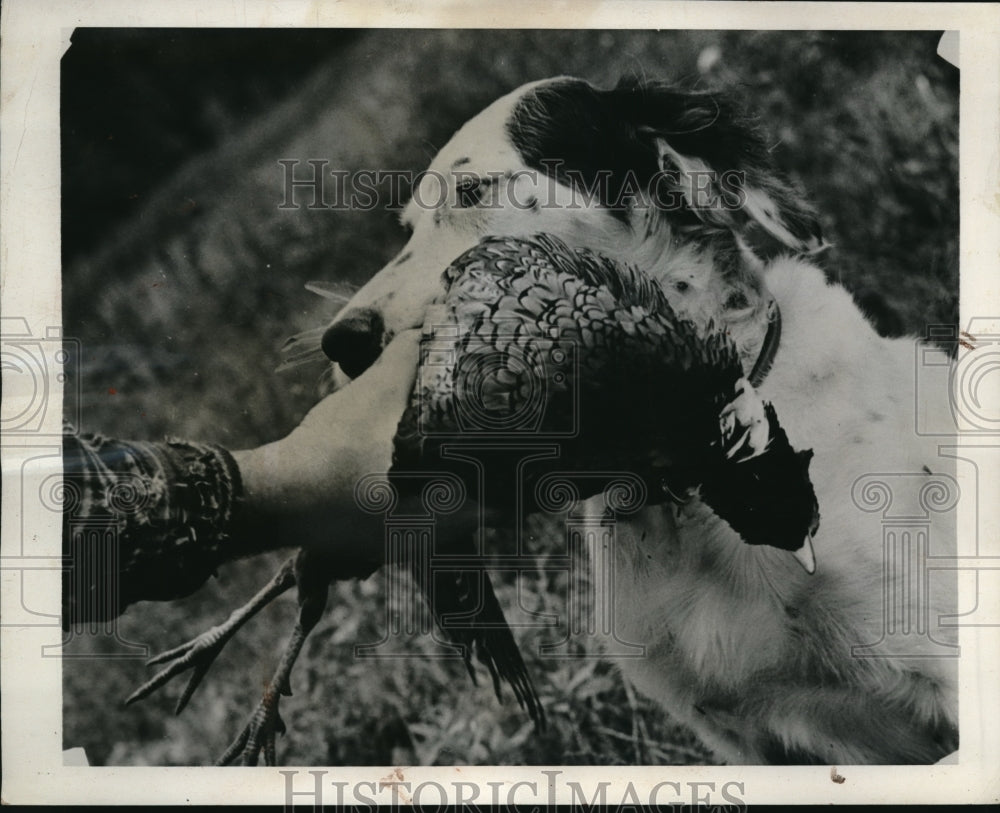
left=319, top=76, right=822, bottom=381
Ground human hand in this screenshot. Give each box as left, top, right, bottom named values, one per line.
left=232, top=329, right=421, bottom=550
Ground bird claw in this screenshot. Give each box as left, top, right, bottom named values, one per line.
left=217, top=687, right=288, bottom=766
left=124, top=558, right=299, bottom=716
left=125, top=624, right=230, bottom=714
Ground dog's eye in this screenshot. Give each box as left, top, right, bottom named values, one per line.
left=674, top=280, right=691, bottom=293
left=455, top=177, right=487, bottom=208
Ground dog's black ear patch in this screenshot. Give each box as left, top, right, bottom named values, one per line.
left=507, top=77, right=662, bottom=224
left=507, top=77, right=824, bottom=254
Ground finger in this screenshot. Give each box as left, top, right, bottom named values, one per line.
left=252, top=328, right=423, bottom=509
left=296, top=329, right=421, bottom=435
left=347, top=328, right=422, bottom=400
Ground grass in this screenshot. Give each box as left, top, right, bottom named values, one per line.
left=61, top=29, right=958, bottom=766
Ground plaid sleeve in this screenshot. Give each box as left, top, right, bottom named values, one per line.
left=62, top=425, right=245, bottom=627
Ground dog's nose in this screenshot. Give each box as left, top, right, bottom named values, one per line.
left=321, top=307, right=385, bottom=379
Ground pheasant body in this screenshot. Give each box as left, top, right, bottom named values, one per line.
left=394, top=234, right=820, bottom=556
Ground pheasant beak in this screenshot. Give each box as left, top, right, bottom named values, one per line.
left=791, top=535, right=817, bottom=575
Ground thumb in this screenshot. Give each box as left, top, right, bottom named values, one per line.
left=345, top=328, right=422, bottom=408
left=296, top=328, right=422, bottom=437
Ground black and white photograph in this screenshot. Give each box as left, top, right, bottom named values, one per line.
left=2, top=1, right=999, bottom=806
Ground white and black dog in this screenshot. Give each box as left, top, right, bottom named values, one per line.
left=320, top=77, right=959, bottom=765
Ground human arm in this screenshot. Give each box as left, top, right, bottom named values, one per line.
left=62, top=330, right=421, bottom=625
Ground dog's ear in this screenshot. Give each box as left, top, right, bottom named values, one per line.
left=652, top=134, right=824, bottom=256
left=509, top=77, right=824, bottom=254
left=609, top=79, right=825, bottom=255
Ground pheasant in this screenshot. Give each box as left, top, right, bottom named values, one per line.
left=395, top=234, right=819, bottom=560
left=127, top=233, right=820, bottom=765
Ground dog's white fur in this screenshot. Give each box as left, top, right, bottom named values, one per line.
left=328, top=78, right=958, bottom=763
left=591, top=258, right=957, bottom=763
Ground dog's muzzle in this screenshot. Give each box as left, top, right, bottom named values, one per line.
left=321, top=307, right=385, bottom=379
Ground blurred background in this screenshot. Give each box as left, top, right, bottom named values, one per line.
left=62, top=29, right=958, bottom=766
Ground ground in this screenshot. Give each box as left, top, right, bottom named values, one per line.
left=61, top=29, right=958, bottom=766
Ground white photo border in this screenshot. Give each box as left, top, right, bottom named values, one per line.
left=2, top=0, right=998, bottom=805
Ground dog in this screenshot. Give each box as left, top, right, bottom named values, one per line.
left=318, top=76, right=958, bottom=764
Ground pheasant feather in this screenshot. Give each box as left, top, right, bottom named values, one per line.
left=389, top=234, right=821, bottom=732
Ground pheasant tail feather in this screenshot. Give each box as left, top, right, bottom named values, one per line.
left=411, top=562, right=545, bottom=729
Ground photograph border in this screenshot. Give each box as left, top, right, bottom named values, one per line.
left=2, top=0, right=998, bottom=805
